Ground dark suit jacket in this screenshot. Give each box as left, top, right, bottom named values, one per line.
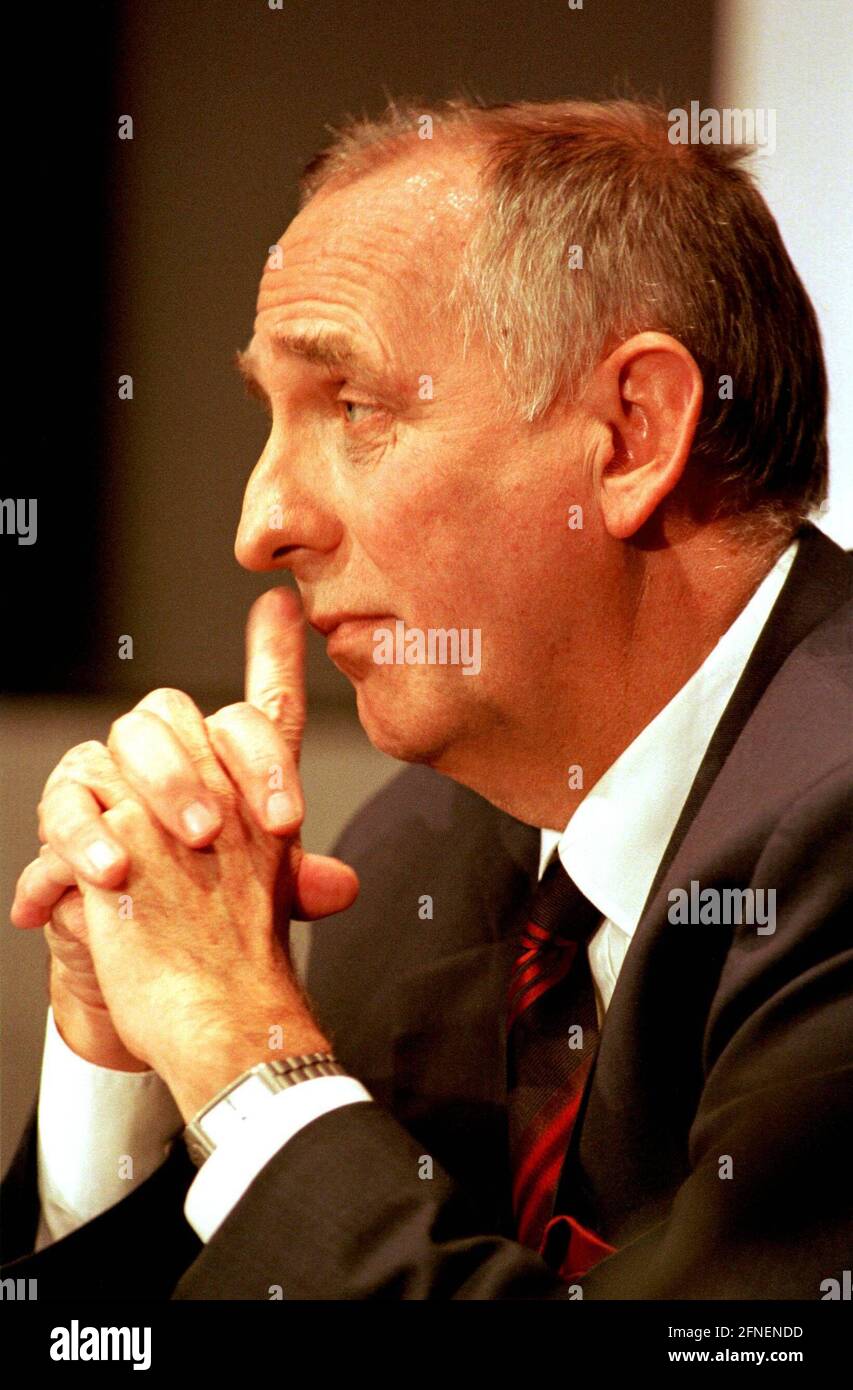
left=2, top=522, right=851, bottom=1299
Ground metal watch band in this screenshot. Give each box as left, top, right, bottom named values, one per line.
left=183, top=1052, right=346, bottom=1168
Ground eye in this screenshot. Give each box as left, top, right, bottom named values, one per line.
left=340, top=399, right=377, bottom=426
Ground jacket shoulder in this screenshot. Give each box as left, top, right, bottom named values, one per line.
left=331, top=763, right=539, bottom=901
left=304, top=765, right=538, bottom=1063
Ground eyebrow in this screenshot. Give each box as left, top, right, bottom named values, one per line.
left=234, top=327, right=405, bottom=406
left=234, top=348, right=272, bottom=409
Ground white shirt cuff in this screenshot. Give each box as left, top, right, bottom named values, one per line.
left=184, top=1075, right=374, bottom=1243
left=36, top=1006, right=183, bottom=1247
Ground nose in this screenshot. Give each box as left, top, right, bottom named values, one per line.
left=235, top=437, right=341, bottom=574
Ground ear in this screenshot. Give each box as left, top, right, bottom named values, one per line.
left=581, top=333, right=703, bottom=540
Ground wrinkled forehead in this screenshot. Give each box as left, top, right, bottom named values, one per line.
left=255, top=150, right=483, bottom=323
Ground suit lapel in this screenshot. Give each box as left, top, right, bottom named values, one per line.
left=385, top=813, right=539, bottom=1230
left=644, top=523, right=852, bottom=908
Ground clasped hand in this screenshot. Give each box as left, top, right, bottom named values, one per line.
left=10, top=588, right=359, bottom=1120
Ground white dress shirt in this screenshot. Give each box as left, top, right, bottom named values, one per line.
left=34, top=539, right=798, bottom=1251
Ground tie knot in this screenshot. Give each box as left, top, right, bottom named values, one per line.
left=525, top=856, right=602, bottom=946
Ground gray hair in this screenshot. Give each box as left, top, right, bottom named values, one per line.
left=299, top=96, right=829, bottom=530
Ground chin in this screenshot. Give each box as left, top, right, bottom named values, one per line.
left=353, top=674, right=457, bottom=766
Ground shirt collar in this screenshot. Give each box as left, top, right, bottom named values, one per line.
left=539, top=539, right=799, bottom=936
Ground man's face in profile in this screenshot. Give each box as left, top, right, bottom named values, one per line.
left=234, top=149, right=600, bottom=777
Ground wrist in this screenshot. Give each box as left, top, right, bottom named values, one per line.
left=50, top=977, right=151, bottom=1073
left=183, top=1051, right=347, bottom=1167
left=162, top=1021, right=334, bottom=1123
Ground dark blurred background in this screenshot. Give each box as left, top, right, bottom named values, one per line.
left=3, top=0, right=716, bottom=702
left=3, top=0, right=849, bottom=1167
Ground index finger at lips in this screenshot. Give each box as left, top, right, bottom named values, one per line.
left=245, top=587, right=306, bottom=764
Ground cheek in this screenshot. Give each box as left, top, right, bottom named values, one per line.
left=355, top=472, right=500, bottom=613
left=347, top=441, right=568, bottom=622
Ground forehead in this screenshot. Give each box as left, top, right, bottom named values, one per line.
left=254, top=150, right=482, bottom=334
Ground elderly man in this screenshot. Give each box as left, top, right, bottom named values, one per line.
left=2, top=98, right=851, bottom=1300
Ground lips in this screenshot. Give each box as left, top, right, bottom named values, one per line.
left=308, top=613, right=389, bottom=636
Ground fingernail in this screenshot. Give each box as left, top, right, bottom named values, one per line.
left=181, top=801, right=219, bottom=840
left=266, top=792, right=298, bottom=828
left=86, top=839, right=123, bottom=875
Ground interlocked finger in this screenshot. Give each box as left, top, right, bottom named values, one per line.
left=37, top=741, right=135, bottom=889
left=108, top=690, right=236, bottom=844
left=11, top=845, right=78, bottom=929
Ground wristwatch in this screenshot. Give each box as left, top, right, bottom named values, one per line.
left=183, top=1052, right=347, bottom=1168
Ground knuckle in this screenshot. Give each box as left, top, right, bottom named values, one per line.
left=44, top=740, right=109, bottom=792
left=207, top=701, right=253, bottom=731
left=79, top=738, right=108, bottom=757
left=53, top=891, right=84, bottom=929
left=38, top=778, right=65, bottom=811
left=208, top=704, right=283, bottom=767
left=214, top=782, right=239, bottom=817
left=67, top=739, right=109, bottom=766
left=142, top=687, right=199, bottom=723
left=103, top=797, right=149, bottom=838
left=41, top=822, right=76, bottom=854
left=53, top=817, right=90, bottom=849
left=217, top=700, right=253, bottom=720
left=257, top=690, right=293, bottom=728
left=108, top=710, right=143, bottom=745
left=150, top=686, right=192, bottom=704
left=37, top=792, right=76, bottom=839
left=38, top=795, right=75, bottom=834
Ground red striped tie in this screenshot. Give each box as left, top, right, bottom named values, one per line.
left=506, top=855, right=616, bottom=1279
